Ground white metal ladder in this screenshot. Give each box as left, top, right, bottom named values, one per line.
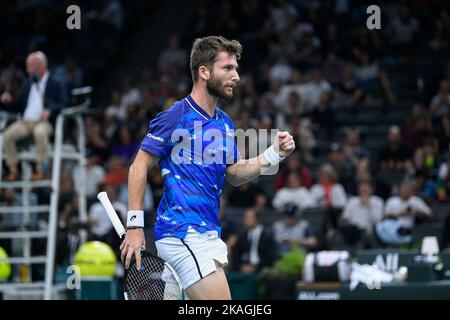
left=0, top=87, right=92, bottom=299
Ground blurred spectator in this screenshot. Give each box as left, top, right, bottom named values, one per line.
left=328, top=142, right=355, bottom=191
left=414, top=169, right=437, bottom=204
left=366, top=69, right=397, bottom=108
left=437, top=115, right=450, bottom=155
left=323, top=51, right=346, bottom=87
left=273, top=204, right=318, bottom=253
left=85, top=116, right=109, bottom=160
left=111, top=125, right=139, bottom=165
left=338, top=178, right=384, bottom=252
left=353, top=50, right=379, bottom=89
left=388, top=5, right=418, bottom=48
left=272, top=172, right=314, bottom=211
left=342, top=128, right=369, bottom=168
left=402, top=108, right=433, bottom=151
left=310, top=92, right=337, bottom=140
left=378, top=125, right=413, bottom=173
left=311, top=164, right=348, bottom=210
left=158, top=35, right=188, bottom=74
left=383, top=179, right=433, bottom=231
left=233, top=208, right=277, bottom=273
left=119, top=76, right=142, bottom=120
left=301, top=69, right=332, bottom=112
left=437, top=153, right=450, bottom=202
left=0, top=60, right=25, bottom=93
left=102, top=156, right=127, bottom=186
left=430, top=79, right=450, bottom=119
left=333, top=66, right=364, bottom=107
left=52, top=56, right=83, bottom=92
left=88, top=183, right=127, bottom=242
left=274, top=152, right=313, bottom=190
left=73, top=153, right=106, bottom=206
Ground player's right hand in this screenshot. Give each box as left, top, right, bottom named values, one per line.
left=120, top=228, right=146, bottom=270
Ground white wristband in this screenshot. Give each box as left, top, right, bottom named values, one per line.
left=263, top=145, right=285, bottom=166
left=127, top=210, right=144, bottom=228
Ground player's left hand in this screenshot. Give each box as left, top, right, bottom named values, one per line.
left=273, top=131, right=295, bottom=158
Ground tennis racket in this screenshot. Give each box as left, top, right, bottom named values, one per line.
left=96, top=191, right=183, bottom=300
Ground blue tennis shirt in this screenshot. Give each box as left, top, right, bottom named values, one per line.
left=140, top=95, right=241, bottom=240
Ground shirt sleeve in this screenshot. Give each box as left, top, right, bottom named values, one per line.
left=140, top=104, right=184, bottom=158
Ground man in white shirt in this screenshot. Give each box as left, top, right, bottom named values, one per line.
left=384, top=179, right=433, bottom=230
left=273, top=204, right=318, bottom=252
left=339, top=179, right=384, bottom=250
left=0, top=51, right=68, bottom=180
left=272, top=172, right=314, bottom=211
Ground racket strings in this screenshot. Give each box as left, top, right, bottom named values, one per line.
left=125, top=255, right=182, bottom=300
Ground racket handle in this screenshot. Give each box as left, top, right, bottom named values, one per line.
left=97, top=191, right=127, bottom=239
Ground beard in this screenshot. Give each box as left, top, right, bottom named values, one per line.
left=206, top=76, right=233, bottom=100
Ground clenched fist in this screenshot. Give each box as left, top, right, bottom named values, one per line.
left=273, top=131, right=295, bottom=158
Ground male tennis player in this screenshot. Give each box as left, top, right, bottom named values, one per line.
left=120, top=36, right=295, bottom=299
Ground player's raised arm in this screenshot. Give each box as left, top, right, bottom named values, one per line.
left=226, top=131, right=295, bottom=186
left=120, top=149, right=159, bottom=269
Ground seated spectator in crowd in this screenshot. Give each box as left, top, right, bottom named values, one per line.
left=402, top=108, right=434, bottom=151
left=273, top=204, right=318, bottom=253
left=86, top=116, right=109, bottom=161
left=158, top=35, right=188, bottom=74
left=378, top=125, right=413, bottom=173
left=437, top=115, right=450, bottom=155
left=272, top=172, right=314, bottom=211
left=233, top=208, right=277, bottom=273
left=323, top=51, right=346, bottom=87
left=301, top=69, right=332, bottom=111
left=414, top=169, right=436, bottom=204
left=383, top=179, right=433, bottom=231
left=88, top=183, right=127, bottom=242
left=275, top=152, right=312, bottom=190
left=310, top=92, right=337, bottom=140
left=338, top=178, right=384, bottom=252
left=430, top=79, right=450, bottom=119
left=436, top=153, right=450, bottom=202
left=73, top=152, right=105, bottom=207
left=111, top=125, right=139, bottom=165
left=333, top=66, right=364, bottom=107
left=52, top=56, right=83, bottom=92
left=311, top=164, right=348, bottom=228
left=311, top=164, right=348, bottom=209
left=366, top=69, right=397, bottom=108
left=342, top=128, right=369, bottom=168
left=328, top=142, right=355, bottom=191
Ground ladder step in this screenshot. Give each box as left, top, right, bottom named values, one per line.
left=0, top=282, right=45, bottom=290
left=0, top=231, right=48, bottom=239
left=0, top=180, right=52, bottom=189
left=18, top=151, right=82, bottom=161
left=0, top=256, right=47, bottom=264
left=0, top=205, right=50, bottom=214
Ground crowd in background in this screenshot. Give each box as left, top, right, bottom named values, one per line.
left=2, top=0, right=450, bottom=278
